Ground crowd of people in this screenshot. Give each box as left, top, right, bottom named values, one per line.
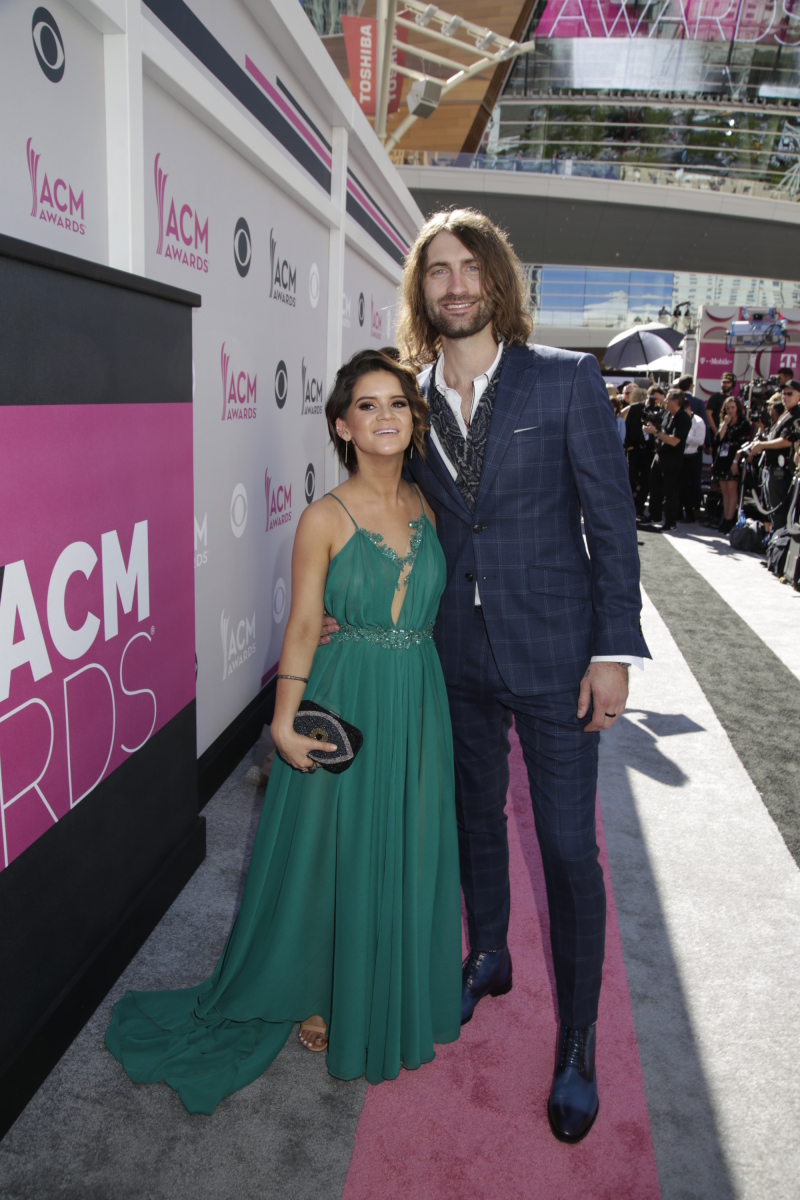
left=606, top=371, right=800, bottom=580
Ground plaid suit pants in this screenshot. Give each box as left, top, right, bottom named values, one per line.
left=447, top=607, right=606, bottom=1028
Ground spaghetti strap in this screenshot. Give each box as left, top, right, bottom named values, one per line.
left=410, top=483, right=426, bottom=520
left=327, top=491, right=359, bottom=529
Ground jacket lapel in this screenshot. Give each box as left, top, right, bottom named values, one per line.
left=415, top=364, right=472, bottom=524
left=418, top=430, right=472, bottom=524
left=477, top=346, right=542, bottom=505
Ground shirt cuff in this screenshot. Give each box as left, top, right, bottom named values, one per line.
left=590, top=655, right=644, bottom=671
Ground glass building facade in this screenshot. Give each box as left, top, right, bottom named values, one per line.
left=526, top=265, right=800, bottom=328
left=492, top=8, right=800, bottom=183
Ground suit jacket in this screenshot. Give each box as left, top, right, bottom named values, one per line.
left=409, top=343, right=650, bottom=695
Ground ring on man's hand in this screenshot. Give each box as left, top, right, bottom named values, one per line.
left=605, top=712, right=617, bottom=718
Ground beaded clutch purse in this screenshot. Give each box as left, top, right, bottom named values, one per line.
left=293, top=701, right=364, bottom=774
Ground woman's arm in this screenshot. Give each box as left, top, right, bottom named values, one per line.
left=270, top=503, right=338, bottom=770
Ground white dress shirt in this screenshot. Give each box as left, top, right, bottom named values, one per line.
left=683, top=413, right=706, bottom=455
left=420, top=344, right=643, bottom=671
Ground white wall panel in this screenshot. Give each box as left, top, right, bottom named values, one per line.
left=0, top=0, right=108, bottom=263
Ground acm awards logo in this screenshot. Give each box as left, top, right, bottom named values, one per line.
left=301, top=359, right=324, bottom=416
left=154, top=154, right=209, bottom=273
left=265, top=468, right=292, bottom=532
left=32, top=8, right=65, bottom=83
left=371, top=296, right=384, bottom=341
left=194, top=513, right=208, bottom=568
left=220, top=610, right=255, bottom=681
left=0, top=523, right=156, bottom=855
left=269, top=228, right=296, bottom=307
left=26, top=138, right=85, bottom=237
left=233, top=217, right=251, bottom=277
left=220, top=342, right=257, bottom=421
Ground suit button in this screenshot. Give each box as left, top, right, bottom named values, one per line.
left=472, top=524, right=483, bottom=533
left=465, top=572, right=474, bottom=582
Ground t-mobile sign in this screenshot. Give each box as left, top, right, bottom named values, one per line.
left=0, top=403, right=195, bottom=871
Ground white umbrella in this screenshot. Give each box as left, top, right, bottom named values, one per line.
left=641, top=351, right=683, bottom=373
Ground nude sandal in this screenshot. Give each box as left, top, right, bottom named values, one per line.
left=298, top=1017, right=328, bottom=1052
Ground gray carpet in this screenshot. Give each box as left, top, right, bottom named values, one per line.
left=599, top=532, right=800, bottom=1200
left=0, top=735, right=368, bottom=1200
left=636, top=528, right=800, bottom=864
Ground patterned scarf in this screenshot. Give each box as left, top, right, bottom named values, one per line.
left=426, top=349, right=507, bottom=513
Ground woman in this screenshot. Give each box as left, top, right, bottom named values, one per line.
left=105, top=349, right=462, bottom=1113
left=712, top=394, right=751, bottom=532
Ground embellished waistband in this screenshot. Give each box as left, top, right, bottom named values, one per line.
left=330, top=621, right=435, bottom=649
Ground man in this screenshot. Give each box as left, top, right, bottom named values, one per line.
left=675, top=374, right=708, bottom=427
left=749, top=378, right=800, bottom=531
left=705, top=372, right=735, bottom=436
left=643, top=387, right=692, bottom=530
left=679, top=394, right=706, bottom=521
left=622, top=385, right=652, bottom=517
left=395, top=210, right=648, bottom=1141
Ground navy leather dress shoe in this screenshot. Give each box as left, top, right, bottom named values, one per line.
left=461, top=947, right=512, bottom=1025
left=547, top=1022, right=599, bottom=1143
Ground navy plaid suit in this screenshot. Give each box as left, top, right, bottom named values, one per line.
left=410, top=343, right=649, bottom=1028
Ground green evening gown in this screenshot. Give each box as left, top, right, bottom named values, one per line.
left=105, top=490, right=462, bottom=1115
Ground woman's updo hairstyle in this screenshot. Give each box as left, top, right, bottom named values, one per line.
left=325, top=348, right=429, bottom=473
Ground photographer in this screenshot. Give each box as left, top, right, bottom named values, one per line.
left=622, top=385, right=650, bottom=515
left=680, top=395, right=707, bottom=522
left=712, top=395, right=751, bottom=533
left=643, top=388, right=692, bottom=531
left=749, top=380, right=800, bottom=531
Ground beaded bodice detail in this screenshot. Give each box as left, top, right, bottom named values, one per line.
left=361, top=512, right=426, bottom=589
left=323, top=490, right=446, bottom=648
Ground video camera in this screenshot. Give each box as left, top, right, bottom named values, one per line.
left=726, top=308, right=788, bottom=352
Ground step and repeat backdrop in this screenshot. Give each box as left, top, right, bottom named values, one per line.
left=0, top=0, right=417, bottom=780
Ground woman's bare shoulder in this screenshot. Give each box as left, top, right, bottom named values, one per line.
left=409, top=481, right=436, bottom=529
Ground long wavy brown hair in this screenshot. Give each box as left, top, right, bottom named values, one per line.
left=396, top=209, right=533, bottom=366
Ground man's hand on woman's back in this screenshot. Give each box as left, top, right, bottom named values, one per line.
left=320, top=614, right=340, bottom=645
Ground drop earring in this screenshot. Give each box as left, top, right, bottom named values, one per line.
left=410, top=443, right=414, bottom=460
left=344, top=439, right=348, bottom=464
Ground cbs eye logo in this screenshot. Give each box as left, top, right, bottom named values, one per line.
left=274, top=360, right=288, bottom=409
left=304, top=463, right=315, bottom=505
left=233, top=217, right=251, bottom=278
left=32, top=7, right=65, bottom=83
left=358, top=293, right=365, bottom=327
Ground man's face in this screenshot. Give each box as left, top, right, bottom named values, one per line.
left=781, top=384, right=800, bottom=410
left=422, top=230, right=494, bottom=341
left=666, top=396, right=681, bottom=415
left=650, top=390, right=664, bottom=406
left=622, top=385, right=635, bottom=403
left=721, top=379, right=733, bottom=394
left=778, top=370, right=792, bottom=386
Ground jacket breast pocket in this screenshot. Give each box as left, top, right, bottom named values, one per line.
left=512, top=425, right=541, bottom=443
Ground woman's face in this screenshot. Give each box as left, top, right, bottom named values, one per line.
left=337, top=370, right=414, bottom=464
left=724, top=399, right=738, bottom=422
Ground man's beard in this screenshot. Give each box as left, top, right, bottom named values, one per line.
left=425, top=293, right=494, bottom=341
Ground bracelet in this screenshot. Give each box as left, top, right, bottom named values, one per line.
left=276, top=674, right=308, bottom=684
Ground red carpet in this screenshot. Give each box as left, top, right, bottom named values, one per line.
left=342, top=729, right=661, bottom=1200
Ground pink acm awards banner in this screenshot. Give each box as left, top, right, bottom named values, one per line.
left=0, top=403, right=195, bottom=872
